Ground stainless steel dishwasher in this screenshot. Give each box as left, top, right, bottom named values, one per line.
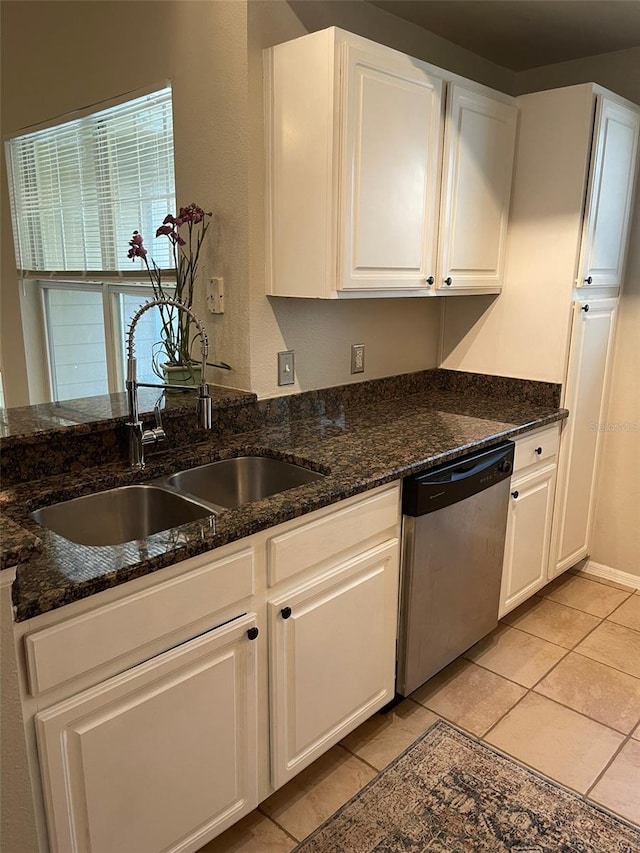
left=396, top=440, right=515, bottom=696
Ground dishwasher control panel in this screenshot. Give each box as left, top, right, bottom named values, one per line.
left=403, top=441, right=515, bottom=516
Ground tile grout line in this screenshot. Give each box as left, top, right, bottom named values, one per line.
left=606, top=590, right=640, bottom=616
left=463, top=646, right=571, bottom=692
left=254, top=809, right=301, bottom=847
left=606, top=618, right=640, bottom=635
left=568, top=569, right=639, bottom=595
left=475, top=606, right=638, bottom=808
left=263, top=743, right=382, bottom=844
left=336, top=741, right=388, bottom=776
left=513, top=570, right=637, bottom=621
left=526, top=688, right=637, bottom=737
left=479, top=684, right=629, bottom=804
left=256, top=804, right=302, bottom=844
left=584, top=731, right=633, bottom=802
left=500, top=602, right=606, bottom=656
left=480, top=610, right=635, bottom=739
left=538, top=590, right=635, bottom=619
left=569, top=647, right=640, bottom=682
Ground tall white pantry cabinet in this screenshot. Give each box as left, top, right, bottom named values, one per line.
left=441, top=83, right=640, bottom=590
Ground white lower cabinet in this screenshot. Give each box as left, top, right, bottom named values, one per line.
left=268, top=540, right=399, bottom=788
left=35, top=614, right=259, bottom=853
left=499, top=465, right=557, bottom=617
left=499, top=425, right=559, bottom=617
left=25, top=484, right=401, bottom=853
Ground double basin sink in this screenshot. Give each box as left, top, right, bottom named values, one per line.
left=32, top=457, right=325, bottom=547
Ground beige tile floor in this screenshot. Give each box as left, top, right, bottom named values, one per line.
left=200, top=575, right=640, bottom=852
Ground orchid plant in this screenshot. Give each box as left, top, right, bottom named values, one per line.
left=127, top=203, right=212, bottom=379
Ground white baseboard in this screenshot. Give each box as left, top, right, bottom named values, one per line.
left=578, top=560, right=640, bottom=590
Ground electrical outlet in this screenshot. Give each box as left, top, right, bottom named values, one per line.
left=278, top=350, right=295, bottom=385
left=351, top=343, right=365, bottom=374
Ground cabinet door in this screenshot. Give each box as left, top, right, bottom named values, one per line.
left=549, top=298, right=618, bottom=578
left=36, top=615, right=259, bottom=853
left=437, top=84, right=517, bottom=293
left=579, top=97, right=640, bottom=288
left=499, top=465, right=557, bottom=617
left=339, top=44, right=443, bottom=291
left=269, top=540, right=399, bottom=788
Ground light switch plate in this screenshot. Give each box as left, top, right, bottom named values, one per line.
left=278, top=350, right=295, bottom=385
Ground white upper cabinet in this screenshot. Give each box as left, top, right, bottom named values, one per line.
left=340, top=45, right=443, bottom=291
left=578, top=96, right=640, bottom=288
left=440, top=84, right=639, bottom=384
left=437, top=85, right=517, bottom=293
left=265, top=28, right=517, bottom=299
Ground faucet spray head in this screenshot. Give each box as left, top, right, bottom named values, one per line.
left=197, top=383, right=213, bottom=429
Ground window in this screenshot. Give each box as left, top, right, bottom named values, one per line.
left=39, top=282, right=166, bottom=401
left=5, top=86, right=175, bottom=401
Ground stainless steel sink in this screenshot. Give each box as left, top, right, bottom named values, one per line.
left=32, top=485, right=214, bottom=546
left=166, top=456, right=325, bottom=509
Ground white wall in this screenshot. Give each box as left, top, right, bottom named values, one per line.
left=515, top=47, right=640, bottom=105
left=1, top=0, right=253, bottom=403
left=1, top=0, right=517, bottom=406
left=590, top=190, right=640, bottom=577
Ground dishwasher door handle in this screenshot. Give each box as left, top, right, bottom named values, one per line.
left=415, top=445, right=513, bottom=485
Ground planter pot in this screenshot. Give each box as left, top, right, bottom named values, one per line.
left=162, top=362, right=202, bottom=388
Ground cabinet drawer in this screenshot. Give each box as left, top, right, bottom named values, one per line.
left=514, top=425, right=560, bottom=474
left=267, top=486, right=399, bottom=586
left=25, top=548, right=254, bottom=696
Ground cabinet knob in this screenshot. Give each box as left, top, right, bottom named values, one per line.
left=426, top=276, right=434, bottom=286
left=535, top=447, right=542, bottom=455
left=584, top=276, right=593, bottom=284
left=511, top=490, right=519, bottom=499
left=581, top=304, right=590, bottom=312
left=444, top=277, right=453, bottom=286
left=247, top=627, right=259, bottom=640
left=281, top=606, right=292, bottom=620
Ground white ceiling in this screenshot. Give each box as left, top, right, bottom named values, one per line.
left=369, top=0, right=640, bottom=71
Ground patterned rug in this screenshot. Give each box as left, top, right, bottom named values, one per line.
left=293, top=720, right=639, bottom=852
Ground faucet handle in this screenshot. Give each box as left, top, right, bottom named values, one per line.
left=141, top=394, right=166, bottom=448
left=153, top=394, right=164, bottom=431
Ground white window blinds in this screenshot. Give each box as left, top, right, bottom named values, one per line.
left=5, top=87, right=175, bottom=276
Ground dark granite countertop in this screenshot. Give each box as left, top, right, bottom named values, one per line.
left=0, top=384, right=256, bottom=445
left=0, top=372, right=567, bottom=621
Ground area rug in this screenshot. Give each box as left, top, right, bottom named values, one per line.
left=293, top=720, right=640, bottom=852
